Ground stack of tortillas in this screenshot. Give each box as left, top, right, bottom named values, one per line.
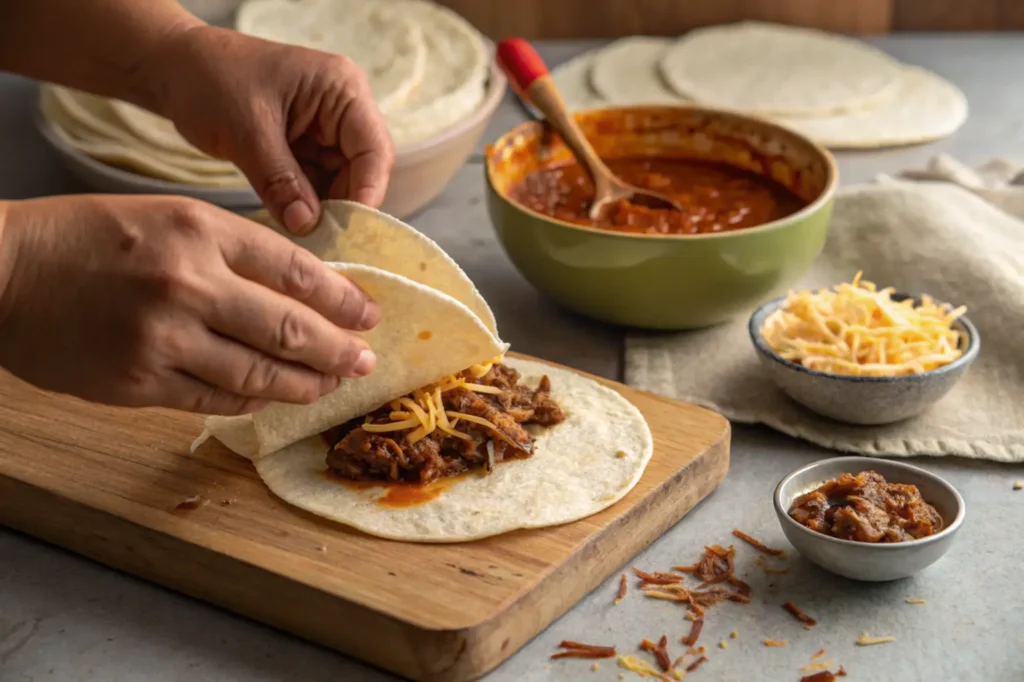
left=234, top=0, right=491, bottom=148
left=553, top=22, right=968, bottom=149
left=39, top=84, right=249, bottom=187
left=37, top=0, right=490, bottom=188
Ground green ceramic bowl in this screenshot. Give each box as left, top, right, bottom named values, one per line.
left=484, top=105, right=838, bottom=330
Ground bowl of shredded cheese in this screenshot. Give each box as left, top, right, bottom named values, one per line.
left=749, top=273, right=980, bottom=425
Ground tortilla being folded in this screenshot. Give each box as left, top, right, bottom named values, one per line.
left=192, top=205, right=653, bottom=542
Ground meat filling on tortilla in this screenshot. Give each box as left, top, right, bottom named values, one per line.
left=325, top=362, right=566, bottom=484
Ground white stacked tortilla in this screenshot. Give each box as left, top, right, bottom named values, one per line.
left=39, top=84, right=250, bottom=187
left=552, top=22, right=968, bottom=149
left=37, top=0, right=490, bottom=188
left=234, top=0, right=491, bottom=148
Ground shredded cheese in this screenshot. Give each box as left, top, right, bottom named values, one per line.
left=760, top=272, right=967, bottom=377
left=358, top=355, right=506, bottom=443
left=856, top=632, right=895, bottom=646
left=905, top=597, right=927, bottom=605
left=616, top=656, right=673, bottom=681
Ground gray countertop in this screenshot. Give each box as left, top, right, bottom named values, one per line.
left=2, top=36, right=1023, bottom=682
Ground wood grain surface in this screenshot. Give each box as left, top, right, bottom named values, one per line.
left=0, top=353, right=729, bottom=681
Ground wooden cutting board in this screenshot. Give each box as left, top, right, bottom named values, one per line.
left=0, top=352, right=729, bottom=682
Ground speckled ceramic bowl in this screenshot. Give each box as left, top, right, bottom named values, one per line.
left=750, top=293, right=980, bottom=425
left=484, top=105, right=838, bottom=330
left=774, top=456, right=965, bottom=582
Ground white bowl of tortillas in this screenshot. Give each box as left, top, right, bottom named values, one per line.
left=551, top=21, right=967, bottom=149
left=34, top=0, right=506, bottom=219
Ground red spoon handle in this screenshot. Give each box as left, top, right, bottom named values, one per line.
left=496, top=38, right=550, bottom=96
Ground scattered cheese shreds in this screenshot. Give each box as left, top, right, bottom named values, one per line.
left=812, top=648, right=827, bottom=660
left=1013, top=480, right=1023, bottom=490
left=905, top=597, right=927, bottom=604
left=592, top=663, right=600, bottom=672
left=760, top=272, right=967, bottom=377
left=617, top=655, right=673, bottom=682
left=730, top=630, right=738, bottom=639
left=801, top=660, right=835, bottom=673
left=763, top=639, right=787, bottom=648
left=857, top=632, right=896, bottom=646
left=719, top=641, right=727, bottom=649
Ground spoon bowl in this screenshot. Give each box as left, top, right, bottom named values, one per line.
left=496, top=38, right=684, bottom=221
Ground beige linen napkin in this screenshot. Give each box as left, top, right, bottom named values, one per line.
left=625, top=156, right=1024, bottom=462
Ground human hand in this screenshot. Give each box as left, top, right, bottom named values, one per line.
left=0, top=195, right=379, bottom=415
left=146, top=25, right=395, bottom=236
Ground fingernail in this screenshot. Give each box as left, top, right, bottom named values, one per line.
left=358, top=300, right=380, bottom=330
left=282, top=200, right=315, bottom=234
left=351, top=349, right=376, bottom=377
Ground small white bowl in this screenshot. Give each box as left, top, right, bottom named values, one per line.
left=773, top=456, right=965, bottom=582
left=749, top=293, right=980, bottom=425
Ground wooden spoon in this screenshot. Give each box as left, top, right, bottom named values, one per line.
left=496, top=38, right=684, bottom=221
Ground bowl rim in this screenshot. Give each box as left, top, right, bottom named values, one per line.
left=484, top=102, right=840, bottom=242
left=749, top=291, right=981, bottom=383
left=394, top=61, right=508, bottom=163
left=773, top=455, right=966, bottom=551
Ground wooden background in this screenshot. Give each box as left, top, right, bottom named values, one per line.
left=433, top=0, right=1024, bottom=38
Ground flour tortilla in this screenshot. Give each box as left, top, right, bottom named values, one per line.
left=234, top=0, right=427, bottom=114
left=590, top=36, right=685, bottom=105
left=108, top=100, right=212, bottom=160
left=40, top=85, right=240, bottom=176
left=249, top=199, right=498, bottom=336
left=376, top=0, right=489, bottom=147
left=253, top=356, right=654, bottom=542
left=191, top=262, right=508, bottom=460
left=551, top=51, right=606, bottom=112
left=660, top=21, right=905, bottom=116
left=772, top=67, right=967, bottom=149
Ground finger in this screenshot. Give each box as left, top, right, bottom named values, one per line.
left=182, top=328, right=345, bottom=404
left=163, top=370, right=269, bottom=416
left=218, top=224, right=380, bottom=331
left=334, top=95, right=394, bottom=208
left=204, top=271, right=376, bottom=377
left=232, top=111, right=322, bottom=236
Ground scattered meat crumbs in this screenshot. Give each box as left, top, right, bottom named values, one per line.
left=763, top=639, right=787, bottom=647
left=857, top=632, right=895, bottom=646
left=683, top=616, right=704, bottom=648
left=634, top=568, right=688, bottom=586
left=783, top=600, right=817, bottom=627
left=905, top=597, right=927, bottom=604
left=552, top=641, right=617, bottom=659
left=617, top=655, right=673, bottom=681
left=615, top=574, right=628, bottom=604
left=685, top=655, right=709, bottom=673
left=800, top=669, right=847, bottom=682
left=732, top=529, right=788, bottom=557
left=640, top=636, right=672, bottom=672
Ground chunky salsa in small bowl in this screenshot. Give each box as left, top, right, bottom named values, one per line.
left=484, top=104, right=838, bottom=329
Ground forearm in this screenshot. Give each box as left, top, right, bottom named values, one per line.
left=0, top=1, right=204, bottom=112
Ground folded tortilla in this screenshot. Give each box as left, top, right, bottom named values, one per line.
left=191, top=202, right=653, bottom=542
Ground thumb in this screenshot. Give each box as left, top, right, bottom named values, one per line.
left=233, top=126, right=321, bottom=236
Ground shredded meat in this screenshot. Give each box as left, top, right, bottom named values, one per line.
left=789, top=471, right=943, bottom=543
left=552, top=641, right=617, bottom=660
left=325, top=363, right=566, bottom=484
